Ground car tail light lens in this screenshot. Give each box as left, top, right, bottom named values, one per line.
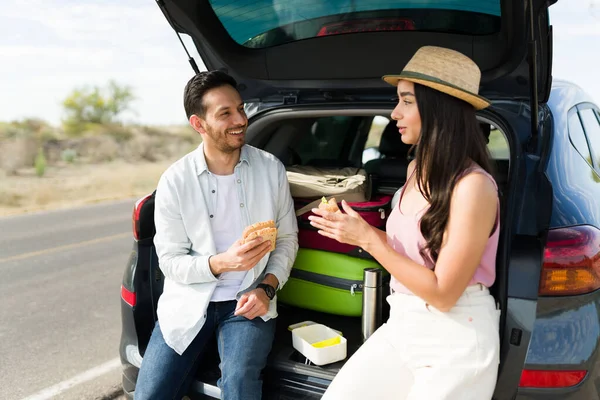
left=539, top=225, right=600, bottom=296
left=317, top=18, right=415, bottom=37
left=121, top=285, right=136, bottom=307
left=519, top=369, right=587, bottom=388
left=132, top=193, right=153, bottom=241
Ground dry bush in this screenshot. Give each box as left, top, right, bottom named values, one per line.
left=82, top=123, right=133, bottom=142
left=0, top=188, right=24, bottom=207
left=163, top=138, right=199, bottom=159
left=164, top=124, right=197, bottom=140
left=44, top=139, right=73, bottom=164
left=137, top=125, right=165, bottom=137
left=42, top=135, right=120, bottom=165
left=33, top=184, right=57, bottom=206
left=0, top=160, right=173, bottom=216
left=103, top=125, right=134, bottom=143
left=0, top=137, right=39, bottom=174
left=122, top=134, right=163, bottom=162
left=77, top=135, right=120, bottom=163
left=134, top=125, right=199, bottom=160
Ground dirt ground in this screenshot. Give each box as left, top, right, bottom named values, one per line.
left=0, top=160, right=175, bottom=217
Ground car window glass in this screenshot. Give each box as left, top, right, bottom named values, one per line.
left=362, top=116, right=389, bottom=164
left=210, top=0, right=501, bottom=48
left=579, top=108, right=600, bottom=168
left=568, top=111, right=592, bottom=165
left=291, top=116, right=355, bottom=166
left=487, top=126, right=509, bottom=160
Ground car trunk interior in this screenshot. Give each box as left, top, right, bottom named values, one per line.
left=141, top=105, right=513, bottom=392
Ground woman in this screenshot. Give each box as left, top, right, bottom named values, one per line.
left=310, top=46, right=501, bottom=400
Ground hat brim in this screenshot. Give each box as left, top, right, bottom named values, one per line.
left=382, top=71, right=491, bottom=110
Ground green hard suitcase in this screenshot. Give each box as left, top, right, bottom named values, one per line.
left=278, top=248, right=389, bottom=316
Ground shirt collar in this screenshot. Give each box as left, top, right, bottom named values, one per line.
left=194, top=142, right=250, bottom=176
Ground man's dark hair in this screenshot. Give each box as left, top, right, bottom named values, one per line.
left=183, top=70, right=238, bottom=119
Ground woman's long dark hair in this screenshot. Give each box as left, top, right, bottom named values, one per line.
left=412, top=83, right=494, bottom=267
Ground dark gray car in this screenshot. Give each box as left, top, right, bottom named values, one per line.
left=120, top=0, right=600, bottom=398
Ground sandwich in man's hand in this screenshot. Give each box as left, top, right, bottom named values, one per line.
left=242, top=220, right=277, bottom=252
left=318, top=196, right=341, bottom=213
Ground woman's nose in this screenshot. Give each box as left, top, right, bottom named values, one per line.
left=391, top=105, right=402, bottom=121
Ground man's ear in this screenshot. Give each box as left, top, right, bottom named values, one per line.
left=190, top=114, right=206, bottom=135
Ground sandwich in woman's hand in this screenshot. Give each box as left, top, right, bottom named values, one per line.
left=319, top=196, right=341, bottom=213
left=242, top=220, right=277, bottom=252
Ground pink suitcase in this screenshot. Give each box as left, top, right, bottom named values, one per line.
left=294, top=194, right=393, bottom=258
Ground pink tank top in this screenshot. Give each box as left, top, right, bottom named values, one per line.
left=387, top=164, right=499, bottom=294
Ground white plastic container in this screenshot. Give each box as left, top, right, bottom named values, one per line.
left=291, top=323, right=347, bottom=366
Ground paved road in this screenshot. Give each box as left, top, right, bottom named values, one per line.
left=0, top=199, right=137, bottom=400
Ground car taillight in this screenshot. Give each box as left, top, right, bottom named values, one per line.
left=539, top=225, right=600, bottom=296
left=132, top=194, right=153, bottom=241
left=519, top=369, right=587, bottom=388
left=317, top=18, right=415, bottom=37
left=121, top=285, right=136, bottom=307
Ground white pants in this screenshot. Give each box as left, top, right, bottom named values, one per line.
left=322, top=285, right=500, bottom=400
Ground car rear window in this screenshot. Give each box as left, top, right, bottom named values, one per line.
left=209, top=0, right=502, bottom=48
left=291, top=116, right=363, bottom=167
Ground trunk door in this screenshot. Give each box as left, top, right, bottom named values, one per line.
left=157, top=0, right=556, bottom=105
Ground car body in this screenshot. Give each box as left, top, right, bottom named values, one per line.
left=120, top=1, right=600, bottom=398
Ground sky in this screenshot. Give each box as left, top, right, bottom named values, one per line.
left=0, top=0, right=598, bottom=126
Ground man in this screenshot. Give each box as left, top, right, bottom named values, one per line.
left=135, top=70, right=299, bottom=400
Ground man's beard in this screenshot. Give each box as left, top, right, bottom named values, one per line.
left=205, top=124, right=245, bottom=154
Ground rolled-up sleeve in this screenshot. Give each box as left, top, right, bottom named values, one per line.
left=265, top=162, right=298, bottom=289
left=154, top=174, right=218, bottom=285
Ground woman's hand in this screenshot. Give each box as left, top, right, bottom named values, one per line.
left=308, top=200, right=373, bottom=248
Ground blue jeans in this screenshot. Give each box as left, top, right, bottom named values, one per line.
left=135, top=300, right=276, bottom=400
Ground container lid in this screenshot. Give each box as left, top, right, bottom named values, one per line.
left=363, top=267, right=383, bottom=287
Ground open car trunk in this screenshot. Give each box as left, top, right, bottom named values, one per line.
left=157, top=0, right=556, bottom=106
left=134, top=104, right=515, bottom=399
left=123, top=2, right=562, bottom=397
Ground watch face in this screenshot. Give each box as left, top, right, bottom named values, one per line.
left=261, top=284, right=275, bottom=299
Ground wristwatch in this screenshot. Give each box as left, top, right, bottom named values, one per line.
left=257, top=283, right=276, bottom=300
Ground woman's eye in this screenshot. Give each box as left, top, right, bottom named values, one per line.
left=403, top=100, right=411, bottom=105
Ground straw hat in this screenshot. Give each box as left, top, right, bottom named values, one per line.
left=382, top=46, right=490, bottom=110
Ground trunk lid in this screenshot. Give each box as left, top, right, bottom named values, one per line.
left=156, top=0, right=556, bottom=106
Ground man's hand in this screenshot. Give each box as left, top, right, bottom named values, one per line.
left=209, top=237, right=271, bottom=276
left=234, top=289, right=270, bottom=320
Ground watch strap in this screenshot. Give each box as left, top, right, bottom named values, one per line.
left=257, top=283, right=276, bottom=300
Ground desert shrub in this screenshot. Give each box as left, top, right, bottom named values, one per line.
left=35, top=148, right=47, bottom=177
left=123, top=135, right=161, bottom=162
left=0, top=138, right=38, bottom=174
left=77, top=135, right=120, bottom=163
left=61, top=149, right=77, bottom=163
left=62, top=81, right=135, bottom=136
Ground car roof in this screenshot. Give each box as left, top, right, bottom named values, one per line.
left=549, top=79, right=597, bottom=113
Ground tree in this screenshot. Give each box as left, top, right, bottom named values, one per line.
left=62, top=80, right=135, bottom=135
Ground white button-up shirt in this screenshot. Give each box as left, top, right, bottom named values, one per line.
left=154, top=143, right=298, bottom=355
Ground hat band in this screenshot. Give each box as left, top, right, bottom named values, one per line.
left=396, top=70, right=486, bottom=101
